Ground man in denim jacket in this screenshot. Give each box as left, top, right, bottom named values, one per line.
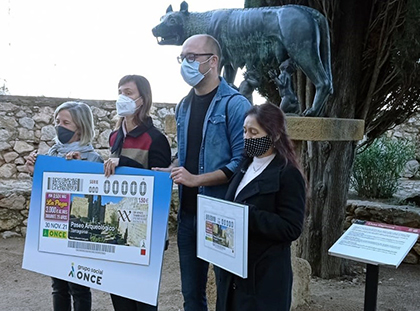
left=156, top=34, right=251, bottom=311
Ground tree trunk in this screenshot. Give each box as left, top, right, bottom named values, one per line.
left=299, top=141, right=356, bottom=277
left=244, top=0, right=376, bottom=278
left=296, top=0, right=373, bottom=278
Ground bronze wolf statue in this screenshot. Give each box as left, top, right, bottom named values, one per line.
left=152, top=1, right=333, bottom=117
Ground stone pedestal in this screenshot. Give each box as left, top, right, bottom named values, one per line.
left=286, top=116, right=364, bottom=309
left=287, top=116, right=365, bottom=141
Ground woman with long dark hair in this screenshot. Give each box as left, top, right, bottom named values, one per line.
left=216, top=102, right=306, bottom=311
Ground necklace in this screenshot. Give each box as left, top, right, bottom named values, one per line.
left=251, top=154, right=275, bottom=173
left=251, top=162, right=264, bottom=172
left=251, top=159, right=268, bottom=172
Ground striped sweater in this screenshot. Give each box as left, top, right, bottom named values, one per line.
left=109, top=117, right=171, bottom=170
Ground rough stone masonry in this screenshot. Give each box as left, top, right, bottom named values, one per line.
left=0, top=95, right=177, bottom=235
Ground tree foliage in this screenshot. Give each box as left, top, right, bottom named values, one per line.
left=358, top=0, right=420, bottom=145
left=243, top=0, right=420, bottom=278
left=245, top=0, right=420, bottom=143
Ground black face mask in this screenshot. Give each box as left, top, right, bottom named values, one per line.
left=56, top=126, right=76, bottom=144
left=244, top=135, right=272, bottom=157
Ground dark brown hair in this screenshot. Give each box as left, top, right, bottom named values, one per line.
left=245, top=102, right=300, bottom=168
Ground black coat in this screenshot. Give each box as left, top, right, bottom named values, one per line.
left=216, top=154, right=306, bottom=311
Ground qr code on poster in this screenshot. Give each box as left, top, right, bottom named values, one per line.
left=47, top=177, right=83, bottom=192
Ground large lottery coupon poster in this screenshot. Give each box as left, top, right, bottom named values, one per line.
left=22, top=155, right=173, bottom=306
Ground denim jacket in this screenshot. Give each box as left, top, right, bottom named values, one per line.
left=176, top=77, right=252, bottom=202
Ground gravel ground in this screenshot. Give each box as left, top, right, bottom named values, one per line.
left=1, top=234, right=420, bottom=311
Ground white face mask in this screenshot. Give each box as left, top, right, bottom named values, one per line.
left=180, top=56, right=213, bottom=87
left=115, top=94, right=140, bottom=117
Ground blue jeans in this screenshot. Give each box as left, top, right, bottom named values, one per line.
left=177, top=209, right=209, bottom=311
left=51, top=277, right=91, bottom=311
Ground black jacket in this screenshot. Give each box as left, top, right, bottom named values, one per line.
left=109, top=116, right=171, bottom=169
left=216, top=154, right=306, bottom=311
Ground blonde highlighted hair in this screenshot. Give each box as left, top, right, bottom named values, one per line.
left=54, top=101, right=95, bottom=145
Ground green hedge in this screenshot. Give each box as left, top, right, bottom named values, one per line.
left=351, top=137, right=415, bottom=198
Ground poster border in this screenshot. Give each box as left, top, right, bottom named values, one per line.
left=22, top=155, right=173, bottom=306
left=197, top=194, right=248, bottom=278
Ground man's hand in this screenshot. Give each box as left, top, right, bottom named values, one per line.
left=170, top=166, right=199, bottom=187
left=154, top=158, right=228, bottom=188
left=104, top=158, right=120, bottom=178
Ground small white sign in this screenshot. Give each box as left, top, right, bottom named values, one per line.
left=328, top=222, right=419, bottom=267
left=197, top=194, right=248, bottom=278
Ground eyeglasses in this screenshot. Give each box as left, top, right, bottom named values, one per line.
left=177, top=53, right=214, bottom=64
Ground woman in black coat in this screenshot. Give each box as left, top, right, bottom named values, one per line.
left=216, top=103, right=306, bottom=311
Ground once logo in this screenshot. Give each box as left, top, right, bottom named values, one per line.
left=68, top=263, right=75, bottom=277
left=76, top=271, right=102, bottom=285
left=43, top=229, right=67, bottom=239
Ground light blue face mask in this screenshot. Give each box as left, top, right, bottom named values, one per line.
left=180, top=56, right=213, bottom=87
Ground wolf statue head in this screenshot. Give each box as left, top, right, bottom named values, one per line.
left=152, top=1, right=190, bottom=46
left=152, top=2, right=333, bottom=117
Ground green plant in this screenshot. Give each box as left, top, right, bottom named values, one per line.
left=351, top=136, right=415, bottom=198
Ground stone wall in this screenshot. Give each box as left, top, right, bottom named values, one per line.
left=386, top=116, right=420, bottom=159
left=0, top=95, right=177, bottom=236
left=347, top=116, right=420, bottom=264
